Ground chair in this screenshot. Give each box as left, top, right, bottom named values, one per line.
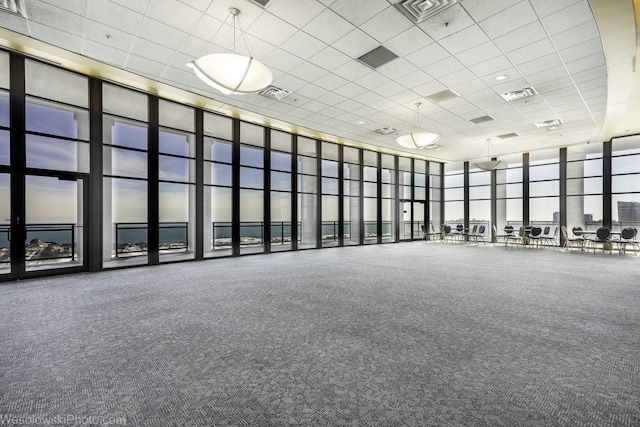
left=562, top=226, right=584, bottom=251
left=586, top=226, right=611, bottom=253
left=471, top=225, right=486, bottom=245
left=541, top=226, right=558, bottom=248
left=506, top=226, right=525, bottom=248
left=454, top=223, right=464, bottom=243
left=421, top=224, right=438, bottom=242
left=465, top=224, right=477, bottom=244
left=493, top=224, right=508, bottom=244
left=499, top=225, right=515, bottom=246
left=616, top=227, right=639, bottom=255
left=442, top=224, right=454, bottom=243
left=529, top=226, right=543, bottom=247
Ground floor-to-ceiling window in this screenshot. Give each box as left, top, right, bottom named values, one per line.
left=529, top=149, right=559, bottom=235
left=429, top=161, right=442, bottom=234
left=468, top=165, right=491, bottom=239
left=297, top=136, right=317, bottom=249
left=270, top=130, right=293, bottom=252
left=399, top=157, right=412, bottom=240
left=413, top=160, right=427, bottom=240
left=343, top=146, right=360, bottom=246
left=496, top=153, right=524, bottom=231
left=612, top=136, right=640, bottom=231
left=444, top=162, right=464, bottom=227
left=567, top=143, right=603, bottom=232
left=363, top=150, right=378, bottom=244
left=0, top=51, right=9, bottom=277
left=381, top=154, right=396, bottom=243
left=321, top=142, right=340, bottom=247
left=158, top=100, right=195, bottom=262
left=239, top=122, right=265, bottom=255
left=102, top=83, right=148, bottom=268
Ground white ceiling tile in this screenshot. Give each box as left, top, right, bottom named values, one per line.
left=375, top=58, right=420, bottom=80
left=455, top=42, right=503, bottom=67
left=301, top=99, right=331, bottom=113
left=303, top=8, right=355, bottom=45
left=353, top=72, right=392, bottom=92
left=519, top=53, right=565, bottom=77
left=28, top=22, right=83, bottom=53
left=461, top=0, right=521, bottom=22
left=288, top=61, right=329, bottom=82
left=139, top=19, right=188, bottom=50
left=468, top=55, right=512, bottom=78
left=526, top=67, right=570, bottom=86
left=412, top=80, right=448, bottom=98
left=506, top=39, right=556, bottom=66
left=558, top=38, right=602, bottom=64
left=535, top=77, right=574, bottom=93
left=81, top=39, right=128, bottom=67
left=239, top=34, right=276, bottom=60
left=247, top=12, right=298, bottom=46
left=178, top=0, right=210, bottom=12
left=406, top=43, right=450, bottom=69
left=124, top=55, right=166, bottom=79
left=331, top=28, right=379, bottom=58
left=480, top=1, right=538, bottom=40
left=570, top=66, right=606, bottom=84
left=266, top=0, right=326, bottom=28
left=451, top=79, right=489, bottom=97
left=307, top=46, right=352, bottom=70
left=296, top=84, right=329, bottom=99
left=329, top=0, right=389, bottom=27
left=191, top=14, right=224, bottom=42
left=417, top=4, right=475, bottom=41
left=395, top=70, right=434, bottom=90
left=333, top=60, right=373, bottom=81
left=550, top=20, right=600, bottom=51
left=334, top=98, right=365, bottom=113
left=425, top=56, right=465, bottom=79
left=388, top=91, right=422, bottom=106
left=29, top=1, right=84, bottom=35
left=564, top=53, right=606, bottom=74
left=130, top=38, right=176, bottom=65
left=493, top=21, right=547, bottom=53
left=437, top=68, right=477, bottom=88
left=106, top=0, right=150, bottom=14
left=541, top=1, right=594, bottom=36
left=384, top=27, right=433, bottom=57
left=83, top=19, right=135, bottom=52
left=279, top=31, right=326, bottom=60
left=529, top=0, right=582, bottom=18
left=147, top=0, right=202, bottom=33
left=205, top=0, right=262, bottom=26
left=313, top=73, right=349, bottom=91
left=161, top=66, right=198, bottom=86
left=359, top=7, right=413, bottom=44
left=316, top=91, right=347, bottom=107
left=372, top=80, right=405, bottom=98
left=263, top=49, right=305, bottom=73
left=335, top=82, right=368, bottom=98
left=439, top=25, right=490, bottom=56
left=86, top=1, right=145, bottom=35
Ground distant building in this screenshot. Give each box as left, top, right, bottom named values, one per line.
left=618, top=201, right=640, bottom=223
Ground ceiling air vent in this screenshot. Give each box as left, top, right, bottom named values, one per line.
left=426, top=88, right=460, bottom=103
left=468, top=115, right=495, bottom=125
left=0, top=0, right=26, bottom=16
left=357, top=46, right=399, bottom=70
left=394, top=0, right=461, bottom=24
left=500, top=87, right=537, bottom=102
left=375, top=126, right=396, bottom=135
left=535, top=118, right=563, bottom=128
left=258, top=85, right=291, bottom=101
left=497, top=132, right=519, bottom=139
left=246, top=0, right=271, bottom=8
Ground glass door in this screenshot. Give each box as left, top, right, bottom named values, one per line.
left=0, top=173, right=9, bottom=278
left=399, top=200, right=425, bottom=240
left=23, top=173, right=87, bottom=274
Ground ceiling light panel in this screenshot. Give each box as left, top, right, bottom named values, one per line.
left=535, top=119, right=564, bottom=128
left=500, top=87, right=537, bottom=102
left=425, top=88, right=460, bottom=103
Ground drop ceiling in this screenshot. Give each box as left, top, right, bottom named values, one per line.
left=0, top=0, right=637, bottom=163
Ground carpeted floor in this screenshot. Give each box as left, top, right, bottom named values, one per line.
left=0, top=242, right=639, bottom=426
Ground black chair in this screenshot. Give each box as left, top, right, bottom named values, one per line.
left=587, top=226, right=611, bottom=253
left=471, top=225, right=486, bottom=245
left=442, top=224, right=453, bottom=243
left=541, top=226, right=558, bottom=248
left=506, top=226, right=525, bottom=248
left=562, top=226, right=584, bottom=251
left=529, top=226, right=543, bottom=247
left=616, top=227, right=639, bottom=255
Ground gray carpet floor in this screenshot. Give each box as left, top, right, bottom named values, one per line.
left=0, top=242, right=639, bottom=426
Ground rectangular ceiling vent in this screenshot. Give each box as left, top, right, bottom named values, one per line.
left=426, top=88, right=460, bottom=103
left=500, top=87, right=537, bottom=102
left=497, top=132, right=520, bottom=139
left=0, top=0, right=26, bottom=16
left=394, top=0, right=461, bottom=24
left=357, top=46, right=399, bottom=70
left=468, top=115, right=495, bottom=125
left=375, top=126, right=396, bottom=135
left=245, top=0, right=271, bottom=8
left=535, top=118, right=563, bottom=128
left=258, top=85, right=292, bottom=101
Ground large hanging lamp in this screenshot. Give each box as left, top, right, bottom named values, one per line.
left=396, top=102, right=441, bottom=149
left=474, top=139, right=504, bottom=171
left=187, top=7, right=273, bottom=95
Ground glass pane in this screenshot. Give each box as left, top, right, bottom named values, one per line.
left=613, top=175, right=640, bottom=193
left=25, top=60, right=88, bottom=108
left=0, top=174, right=9, bottom=274
left=105, top=117, right=147, bottom=150
left=415, top=161, right=426, bottom=173
left=159, top=100, right=194, bottom=132
left=240, top=145, right=263, bottom=168
left=381, top=169, right=394, bottom=184
left=0, top=129, right=9, bottom=165
left=445, top=187, right=464, bottom=201
left=159, top=129, right=194, bottom=157
left=298, top=193, right=317, bottom=248
left=364, top=182, right=377, bottom=197
left=204, top=112, right=232, bottom=140
left=322, top=142, right=339, bottom=161
left=206, top=138, right=232, bottom=163
left=271, top=130, right=291, bottom=152
left=613, top=155, right=640, bottom=174
left=398, top=157, right=411, bottom=171
left=381, top=154, right=394, bottom=169
left=444, top=173, right=463, bottom=187
left=363, top=166, right=377, bottom=182
left=530, top=163, right=559, bottom=180
left=0, top=51, right=8, bottom=90
left=322, top=177, right=339, bottom=195
left=414, top=173, right=426, bottom=187
left=26, top=135, right=89, bottom=173
left=343, top=146, right=359, bottom=164
left=240, top=167, right=264, bottom=189
left=469, top=186, right=491, bottom=200
left=530, top=180, right=559, bottom=197
left=0, top=89, right=8, bottom=127
left=159, top=182, right=194, bottom=261
left=322, top=159, right=339, bottom=177
left=240, top=122, right=264, bottom=147
left=298, top=155, right=316, bottom=175
left=414, top=187, right=426, bottom=200
left=159, top=155, right=192, bottom=183
left=159, top=182, right=190, bottom=222
left=26, top=98, right=89, bottom=140
left=529, top=196, right=559, bottom=223
left=210, top=163, right=232, bottom=187
left=240, top=189, right=264, bottom=253
left=363, top=150, right=377, bottom=166
left=108, top=147, right=148, bottom=179
left=271, top=191, right=292, bottom=222
left=298, top=136, right=316, bottom=156
left=271, top=171, right=291, bottom=191
left=613, top=195, right=640, bottom=226
left=469, top=171, right=490, bottom=185
left=344, top=163, right=360, bottom=180
left=103, top=83, right=148, bottom=122
left=210, top=186, right=232, bottom=256
left=271, top=151, right=291, bottom=172
left=445, top=201, right=464, bottom=222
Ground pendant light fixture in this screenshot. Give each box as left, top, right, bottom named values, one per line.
left=396, top=102, right=441, bottom=149
left=187, top=7, right=273, bottom=95
left=474, top=139, right=504, bottom=171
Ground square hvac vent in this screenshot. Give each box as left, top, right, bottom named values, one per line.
left=357, top=46, right=399, bottom=70
left=258, top=85, right=292, bottom=101
left=535, top=118, right=563, bottom=128
left=500, top=87, right=537, bottom=102
left=394, top=0, right=461, bottom=24
left=497, top=132, right=519, bottom=139
left=246, top=0, right=271, bottom=7
left=375, top=126, right=396, bottom=135
left=468, top=115, right=495, bottom=125
left=426, top=89, right=460, bottom=103
left=0, top=0, right=26, bottom=16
